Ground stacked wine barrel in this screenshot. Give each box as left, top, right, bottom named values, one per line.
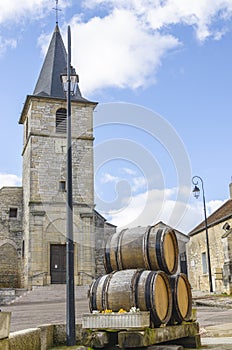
left=89, top=225, right=192, bottom=327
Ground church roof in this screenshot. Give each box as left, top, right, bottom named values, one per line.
left=33, top=24, right=85, bottom=101
left=188, top=199, right=232, bottom=236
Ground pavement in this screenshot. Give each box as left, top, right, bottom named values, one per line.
left=192, top=290, right=232, bottom=309
left=1, top=286, right=232, bottom=349
left=191, top=291, right=232, bottom=349
left=192, top=291, right=232, bottom=337
left=1, top=285, right=89, bottom=332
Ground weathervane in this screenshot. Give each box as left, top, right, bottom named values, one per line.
left=53, top=0, right=61, bottom=24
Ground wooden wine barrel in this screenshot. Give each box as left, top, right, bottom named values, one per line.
left=169, top=273, right=192, bottom=324
left=89, top=269, right=172, bottom=326
left=104, top=225, right=178, bottom=275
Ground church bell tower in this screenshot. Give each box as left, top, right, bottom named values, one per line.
left=19, top=24, right=97, bottom=287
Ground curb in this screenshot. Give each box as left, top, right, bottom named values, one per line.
left=193, top=300, right=232, bottom=309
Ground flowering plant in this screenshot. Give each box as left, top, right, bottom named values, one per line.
left=92, top=306, right=140, bottom=314
left=129, top=306, right=140, bottom=313
left=101, top=309, right=113, bottom=314
left=118, top=308, right=127, bottom=313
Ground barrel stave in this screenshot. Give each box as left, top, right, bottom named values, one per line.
left=106, top=270, right=134, bottom=311
left=120, top=228, right=145, bottom=269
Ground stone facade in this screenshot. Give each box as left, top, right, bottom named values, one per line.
left=94, top=211, right=116, bottom=277
left=0, top=187, right=23, bottom=287
left=221, top=230, right=232, bottom=294
left=19, top=96, right=99, bottom=288
left=187, top=199, right=232, bottom=294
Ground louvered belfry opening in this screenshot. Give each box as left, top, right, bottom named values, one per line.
left=56, top=108, right=67, bottom=133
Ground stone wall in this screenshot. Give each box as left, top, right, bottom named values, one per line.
left=222, top=232, right=232, bottom=294
left=0, top=187, right=23, bottom=288
left=94, top=212, right=116, bottom=277
left=22, top=98, right=95, bottom=205
left=187, top=219, right=232, bottom=293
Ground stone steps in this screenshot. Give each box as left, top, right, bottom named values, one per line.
left=0, top=288, right=27, bottom=305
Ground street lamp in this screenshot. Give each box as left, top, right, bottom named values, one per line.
left=60, top=25, right=78, bottom=346
left=192, top=175, right=213, bottom=293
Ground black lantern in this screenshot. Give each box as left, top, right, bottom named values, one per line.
left=60, top=67, right=79, bottom=96
left=192, top=185, right=200, bottom=199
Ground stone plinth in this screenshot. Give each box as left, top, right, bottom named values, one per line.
left=0, top=312, right=11, bottom=340
left=9, top=328, right=41, bottom=350
left=118, top=322, right=201, bottom=348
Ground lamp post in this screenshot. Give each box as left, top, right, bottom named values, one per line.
left=192, top=175, right=213, bottom=293
left=60, top=25, right=79, bottom=346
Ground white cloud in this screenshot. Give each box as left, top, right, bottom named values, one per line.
left=0, top=37, right=16, bottom=56
left=121, top=168, right=137, bottom=176
left=101, top=186, right=188, bottom=231
left=143, top=0, right=232, bottom=41
left=101, top=172, right=119, bottom=183
left=0, top=0, right=71, bottom=56
left=178, top=199, right=225, bottom=233
left=0, top=0, right=70, bottom=24
left=131, top=177, right=147, bottom=192
left=82, top=0, right=232, bottom=41
left=100, top=171, right=147, bottom=194
left=70, top=9, right=179, bottom=94
left=207, top=199, right=225, bottom=216
left=2, top=0, right=231, bottom=94
left=70, top=0, right=232, bottom=94
left=0, top=174, right=22, bottom=188
left=19, top=0, right=232, bottom=94
left=99, top=185, right=226, bottom=234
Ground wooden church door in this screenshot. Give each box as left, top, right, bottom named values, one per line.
left=50, top=244, right=66, bottom=283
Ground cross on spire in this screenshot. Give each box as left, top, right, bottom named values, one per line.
left=53, top=0, right=61, bottom=24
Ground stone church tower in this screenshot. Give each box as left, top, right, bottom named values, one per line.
left=0, top=25, right=115, bottom=289
left=19, top=24, right=98, bottom=288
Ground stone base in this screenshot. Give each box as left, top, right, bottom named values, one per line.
left=9, top=328, right=41, bottom=350
left=82, top=322, right=201, bottom=349
left=0, top=312, right=11, bottom=340
left=118, top=322, right=201, bottom=349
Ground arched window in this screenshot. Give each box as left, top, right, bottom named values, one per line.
left=56, top=108, right=67, bottom=133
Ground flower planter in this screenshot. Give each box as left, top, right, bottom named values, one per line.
left=0, top=312, right=11, bottom=339
left=82, top=311, right=150, bottom=330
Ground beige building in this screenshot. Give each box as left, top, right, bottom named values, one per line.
left=0, top=25, right=115, bottom=289
left=187, top=185, right=232, bottom=294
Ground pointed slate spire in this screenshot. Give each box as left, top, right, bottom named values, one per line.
left=33, top=24, right=83, bottom=100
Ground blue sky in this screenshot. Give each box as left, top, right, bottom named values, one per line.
left=0, top=0, right=232, bottom=233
